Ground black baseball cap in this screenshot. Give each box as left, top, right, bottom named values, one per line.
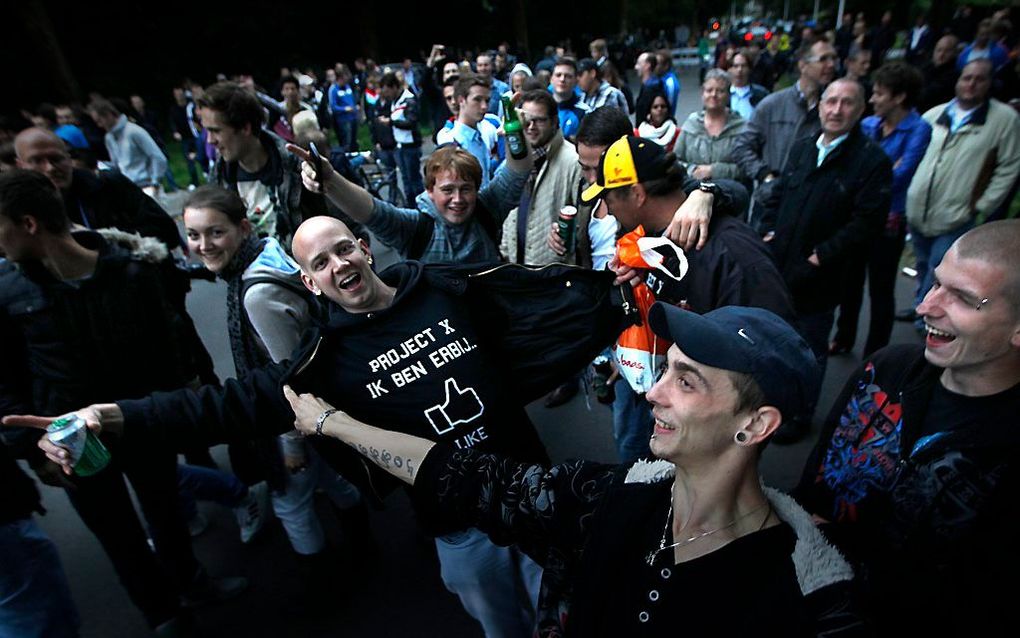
left=577, top=58, right=599, bottom=73
left=581, top=135, right=670, bottom=202
left=647, top=303, right=820, bottom=420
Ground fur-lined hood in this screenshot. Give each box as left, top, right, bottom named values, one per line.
left=95, top=228, right=169, bottom=264
left=624, top=459, right=855, bottom=596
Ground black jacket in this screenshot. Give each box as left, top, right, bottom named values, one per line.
left=795, top=344, right=1019, bottom=635
left=918, top=62, right=959, bottom=114
left=0, top=442, right=42, bottom=525
left=643, top=214, right=795, bottom=322
left=414, top=449, right=863, bottom=638
left=762, top=126, right=892, bottom=314
left=117, top=262, right=626, bottom=511
left=0, top=231, right=200, bottom=422
left=63, top=169, right=181, bottom=250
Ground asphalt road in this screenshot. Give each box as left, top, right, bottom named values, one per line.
left=28, top=66, right=926, bottom=637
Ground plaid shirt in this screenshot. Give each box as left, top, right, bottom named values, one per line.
left=579, top=81, right=630, bottom=115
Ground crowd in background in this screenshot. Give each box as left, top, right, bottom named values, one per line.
left=2, top=3, right=1020, bottom=637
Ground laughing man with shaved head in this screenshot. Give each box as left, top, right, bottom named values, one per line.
left=9, top=215, right=622, bottom=637
left=796, top=220, right=1020, bottom=636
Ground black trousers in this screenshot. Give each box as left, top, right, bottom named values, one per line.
left=833, top=228, right=906, bottom=357
left=66, top=445, right=198, bottom=627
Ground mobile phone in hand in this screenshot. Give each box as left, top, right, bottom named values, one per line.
left=308, top=141, right=324, bottom=189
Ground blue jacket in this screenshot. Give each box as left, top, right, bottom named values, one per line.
left=956, top=42, right=1010, bottom=72
left=861, top=110, right=932, bottom=215
left=328, top=83, right=358, bottom=123
left=555, top=94, right=591, bottom=140
left=660, top=70, right=681, bottom=112
left=488, top=78, right=510, bottom=114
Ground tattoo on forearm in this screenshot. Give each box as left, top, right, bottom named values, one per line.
left=355, top=446, right=415, bottom=478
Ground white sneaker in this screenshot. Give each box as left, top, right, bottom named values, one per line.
left=233, top=480, right=270, bottom=543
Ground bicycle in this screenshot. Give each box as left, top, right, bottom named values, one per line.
left=344, top=150, right=407, bottom=209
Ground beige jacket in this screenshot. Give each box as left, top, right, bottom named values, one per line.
left=906, top=99, right=1020, bottom=237
left=500, top=131, right=584, bottom=265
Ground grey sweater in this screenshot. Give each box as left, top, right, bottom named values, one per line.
left=675, top=110, right=748, bottom=182
left=104, top=114, right=168, bottom=188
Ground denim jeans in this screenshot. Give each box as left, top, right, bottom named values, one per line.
left=396, top=145, right=425, bottom=204
left=375, top=148, right=397, bottom=171
left=612, top=380, right=654, bottom=463
left=334, top=118, right=359, bottom=152
left=910, top=222, right=974, bottom=317
left=435, top=528, right=542, bottom=638
left=0, top=518, right=79, bottom=638
left=177, top=463, right=247, bottom=521
left=270, top=445, right=361, bottom=555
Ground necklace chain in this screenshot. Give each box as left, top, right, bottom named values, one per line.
left=645, top=497, right=771, bottom=567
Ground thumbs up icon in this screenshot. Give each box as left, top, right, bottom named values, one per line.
left=424, top=378, right=485, bottom=435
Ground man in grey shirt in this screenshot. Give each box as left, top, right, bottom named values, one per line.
left=88, top=99, right=168, bottom=197
left=732, top=40, right=836, bottom=228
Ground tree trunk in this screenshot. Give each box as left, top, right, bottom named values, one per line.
left=355, top=3, right=379, bottom=59
left=17, top=0, right=79, bottom=104
left=515, top=0, right=529, bottom=61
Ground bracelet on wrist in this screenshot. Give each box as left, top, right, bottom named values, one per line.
left=315, top=408, right=339, bottom=436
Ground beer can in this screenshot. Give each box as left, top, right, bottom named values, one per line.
left=47, top=415, right=111, bottom=477
left=557, top=205, right=577, bottom=250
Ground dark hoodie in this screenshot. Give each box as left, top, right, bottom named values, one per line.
left=119, top=261, right=557, bottom=520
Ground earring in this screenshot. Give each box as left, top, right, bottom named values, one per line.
left=312, top=288, right=322, bottom=296
left=734, top=431, right=748, bottom=444
left=367, top=255, right=374, bottom=265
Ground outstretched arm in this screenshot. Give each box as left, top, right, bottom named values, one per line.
left=5, top=362, right=293, bottom=474
left=285, top=385, right=433, bottom=484
left=3, top=403, right=124, bottom=473
left=287, top=143, right=376, bottom=223
left=283, top=386, right=617, bottom=552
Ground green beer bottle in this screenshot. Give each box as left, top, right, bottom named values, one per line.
left=502, top=96, right=528, bottom=161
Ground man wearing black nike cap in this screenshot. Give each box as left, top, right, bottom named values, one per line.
left=274, top=301, right=859, bottom=637
left=583, top=134, right=798, bottom=456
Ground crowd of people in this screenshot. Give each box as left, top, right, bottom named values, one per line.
left=2, top=4, right=1020, bottom=637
